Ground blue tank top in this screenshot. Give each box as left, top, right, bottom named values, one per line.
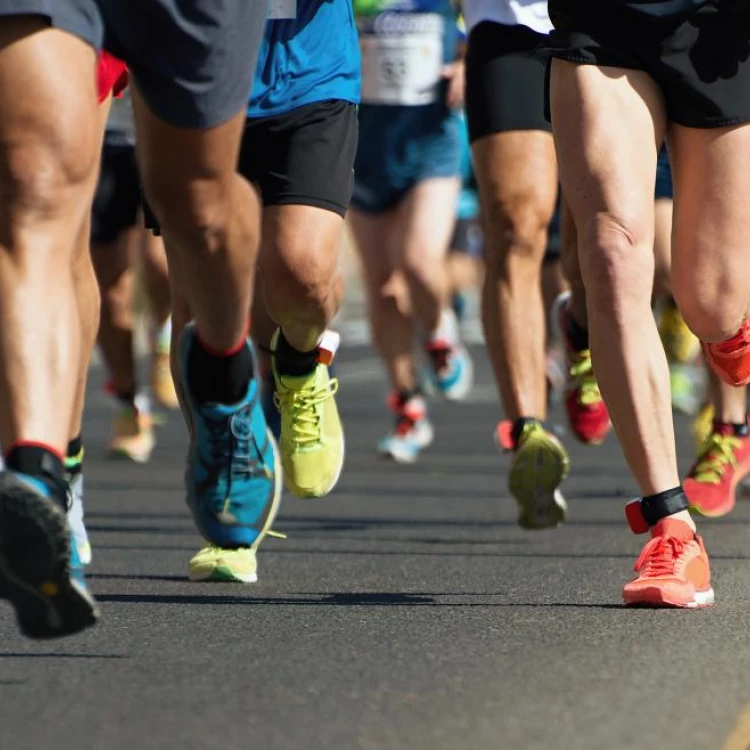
left=248, top=0, right=361, bottom=118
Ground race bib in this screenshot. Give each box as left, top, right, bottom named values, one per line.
left=268, top=0, right=297, bottom=19
left=360, top=13, right=444, bottom=106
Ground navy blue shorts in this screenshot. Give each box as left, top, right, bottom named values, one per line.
left=655, top=146, right=673, bottom=200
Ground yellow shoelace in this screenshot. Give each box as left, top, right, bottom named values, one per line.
left=274, top=379, right=339, bottom=446
left=692, top=433, right=740, bottom=484
left=569, top=353, right=602, bottom=406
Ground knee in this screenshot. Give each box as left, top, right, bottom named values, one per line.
left=580, top=213, right=653, bottom=313
left=145, top=173, right=256, bottom=257
left=401, top=242, right=440, bottom=291
left=674, top=289, right=744, bottom=342
left=0, top=137, right=96, bottom=232
left=265, top=236, right=339, bottom=312
left=482, top=194, right=550, bottom=274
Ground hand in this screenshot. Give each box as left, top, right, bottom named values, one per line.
left=442, top=59, right=465, bottom=110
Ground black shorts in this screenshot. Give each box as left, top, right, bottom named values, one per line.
left=548, top=1, right=750, bottom=128
left=465, top=21, right=551, bottom=143
left=0, top=0, right=264, bottom=129
left=91, top=136, right=140, bottom=245
left=240, top=100, right=358, bottom=217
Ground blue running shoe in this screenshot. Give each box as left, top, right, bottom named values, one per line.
left=425, top=340, right=474, bottom=401
left=0, top=471, right=98, bottom=638
left=179, top=324, right=282, bottom=549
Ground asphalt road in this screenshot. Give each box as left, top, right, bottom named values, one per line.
left=2, top=346, right=750, bottom=750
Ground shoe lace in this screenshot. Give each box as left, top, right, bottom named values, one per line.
left=273, top=379, right=339, bottom=446
left=692, top=433, right=740, bottom=483
left=634, top=534, right=689, bottom=577
left=569, top=352, right=602, bottom=406
left=203, top=413, right=271, bottom=489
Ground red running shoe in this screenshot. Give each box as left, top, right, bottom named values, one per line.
left=553, top=293, right=611, bottom=445
left=623, top=517, right=714, bottom=608
left=684, top=422, right=750, bottom=518
left=702, top=317, right=750, bottom=387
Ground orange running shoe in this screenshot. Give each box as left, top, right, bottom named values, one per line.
left=623, top=518, right=714, bottom=608
left=684, top=422, right=750, bottom=518
left=553, top=293, right=611, bottom=445
left=702, top=317, right=750, bottom=387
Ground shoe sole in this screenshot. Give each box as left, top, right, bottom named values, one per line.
left=0, top=474, right=98, bottom=638
left=624, top=586, right=715, bottom=608
left=506, top=433, right=570, bottom=530
left=189, top=564, right=258, bottom=584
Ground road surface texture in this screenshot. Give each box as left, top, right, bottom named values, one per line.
left=2, top=347, right=749, bottom=750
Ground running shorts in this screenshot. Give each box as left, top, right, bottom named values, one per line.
left=548, top=0, right=750, bottom=128
left=91, top=136, right=140, bottom=245
left=97, top=51, right=128, bottom=103
left=0, top=0, right=266, bottom=129
left=351, top=103, right=463, bottom=214
left=655, top=146, right=673, bottom=200
left=241, top=100, right=358, bottom=217
left=465, top=21, right=551, bottom=143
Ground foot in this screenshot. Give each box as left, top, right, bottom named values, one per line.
left=189, top=546, right=257, bottom=583
left=378, top=392, right=434, bottom=464
left=684, top=421, right=750, bottom=518
left=658, top=302, right=700, bottom=365
left=553, top=292, right=611, bottom=445
left=179, top=323, right=282, bottom=550
left=692, top=403, right=715, bottom=454
left=623, top=518, right=714, bottom=608
left=108, top=398, right=156, bottom=463
left=425, top=309, right=474, bottom=401
left=0, top=472, right=98, bottom=638
left=150, top=349, right=179, bottom=411
left=702, top=317, right=750, bottom=386
left=497, top=419, right=569, bottom=530
left=272, top=330, right=344, bottom=498
left=65, top=470, right=91, bottom=566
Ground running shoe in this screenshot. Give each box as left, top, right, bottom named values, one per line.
left=189, top=545, right=257, bottom=583
left=684, top=422, right=750, bottom=518
left=0, top=471, right=98, bottom=637
left=553, top=292, right=611, bottom=445
left=425, top=309, right=474, bottom=401
left=659, top=303, right=700, bottom=365
left=692, top=403, right=716, bottom=454
left=179, top=323, right=282, bottom=550
left=669, top=365, right=701, bottom=416
left=379, top=392, right=434, bottom=464
left=65, top=456, right=91, bottom=566
left=623, top=517, right=714, bottom=608
left=108, top=398, right=155, bottom=463
left=272, top=330, right=344, bottom=498
left=150, top=350, right=179, bottom=411
left=497, top=419, right=569, bottom=530
left=702, top=317, right=750, bottom=387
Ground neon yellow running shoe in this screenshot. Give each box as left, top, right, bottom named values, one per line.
left=272, top=330, right=344, bottom=498
left=692, top=403, right=716, bottom=455
left=189, top=546, right=257, bottom=583
left=497, top=419, right=570, bottom=530
left=659, top=303, right=700, bottom=365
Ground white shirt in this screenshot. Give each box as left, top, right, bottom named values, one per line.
left=463, top=0, right=551, bottom=35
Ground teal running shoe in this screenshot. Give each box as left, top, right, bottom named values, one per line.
left=0, top=471, right=98, bottom=638
left=179, top=324, right=282, bottom=549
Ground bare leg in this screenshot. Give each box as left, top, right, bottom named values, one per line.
left=473, top=132, right=557, bottom=421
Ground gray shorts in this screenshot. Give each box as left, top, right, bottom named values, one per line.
left=0, top=0, right=266, bottom=129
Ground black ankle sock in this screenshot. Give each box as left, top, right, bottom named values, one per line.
left=566, top=313, right=590, bottom=352
left=511, top=417, right=540, bottom=446
left=275, top=332, right=319, bottom=377
left=397, top=387, right=422, bottom=406
left=116, top=390, right=136, bottom=407
left=65, top=436, right=84, bottom=476
left=640, top=486, right=689, bottom=526
left=714, top=418, right=749, bottom=437
left=188, top=336, right=253, bottom=405
left=5, top=445, right=67, bottom=507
